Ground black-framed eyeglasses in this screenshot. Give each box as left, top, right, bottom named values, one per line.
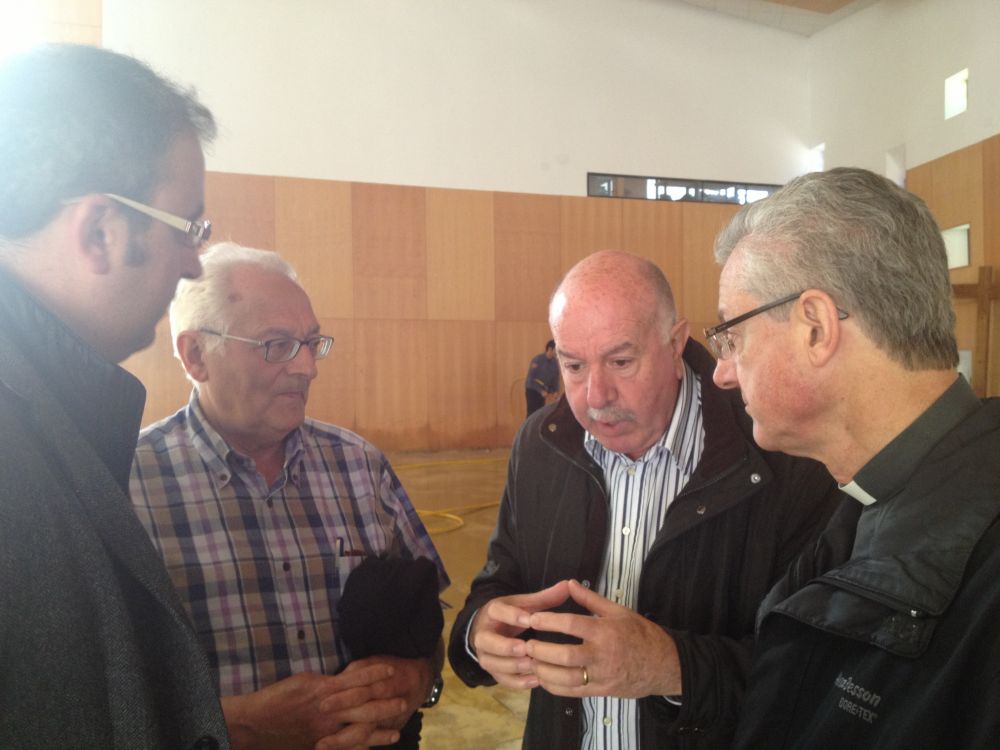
left=104, top=193, right=212, bottom=248
left=200, top=329, right=334, bottom=363
left=704, top=291, right=849, bottom=360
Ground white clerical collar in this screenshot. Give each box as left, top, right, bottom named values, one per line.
left=839, top=480, right=878, bottom=506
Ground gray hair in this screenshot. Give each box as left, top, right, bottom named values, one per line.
left=714, top=167, right=957, bottom=370
left=168, top=242, right=299, bottom=359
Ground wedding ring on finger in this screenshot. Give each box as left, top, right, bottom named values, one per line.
left=581, top=666, right=589, bottom=687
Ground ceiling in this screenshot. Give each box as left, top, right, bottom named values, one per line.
left=674, top=0, right=881, bottom=36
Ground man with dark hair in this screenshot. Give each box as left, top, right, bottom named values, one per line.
left=0, top=44, right=403, bottom=750
left=524, top=339, right=560, bottom=416
left=0, top=42, right=225, bottom=749
left=709, top=167, right=1000, bottom=748
left=450, top=250, right=841, bottom=748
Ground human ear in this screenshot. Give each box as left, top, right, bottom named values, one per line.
left=796, top=290, right=841, bottom=367
left=176, top=331, right=210, bottom=383
left=669, top=318, right=690, bottom=378
left=65, top=195, right=126, bottom=276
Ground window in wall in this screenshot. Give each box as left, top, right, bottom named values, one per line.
left=807, top=144, right=826, bottom=173
left=944, top=68, right=969, bottom=120
left=942, top=224, right=971, bottom=269
left=587, top=173, right=780, bottom=205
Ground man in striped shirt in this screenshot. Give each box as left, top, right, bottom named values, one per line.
left=131, top=242, right=449, bottom=750
left=449, top=250, right=840, bottom=748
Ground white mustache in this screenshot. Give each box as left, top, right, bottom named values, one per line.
left=587, top=406, right=636, bottom=423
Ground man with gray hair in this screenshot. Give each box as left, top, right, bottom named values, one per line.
left=709, top=167, right=1000, bottom=747
left=131, top=242, right=449, bottom=750
left=0, top=43, right=226, bottom=749
left=449, top=250, right=840, bottom=748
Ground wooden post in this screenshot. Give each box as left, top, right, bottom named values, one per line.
left=952, top=266, right=998, bottom=397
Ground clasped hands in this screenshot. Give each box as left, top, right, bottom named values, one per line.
left=470, top=579, right=681, bottom=699
left=224, top=654, right=431, bottom=750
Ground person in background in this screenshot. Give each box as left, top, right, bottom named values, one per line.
left=709, top=167, right=1000, bottom=749
left=525, top=339, right=560, bottom=416
left=0, top=42, right=228, bottom=749
left=449, top=250, right=841, bottom=748
left=131, top=242, right=450, bottom=750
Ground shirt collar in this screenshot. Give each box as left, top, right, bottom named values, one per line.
left=843, top=375, right=980, bottom=505
left=184, top=390, right=305, bottom=489
left=584, top=360, right=699, bottom=466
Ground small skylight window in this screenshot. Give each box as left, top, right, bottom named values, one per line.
left=944, top=69, right=969, bottom=120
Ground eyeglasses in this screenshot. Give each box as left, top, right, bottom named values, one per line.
left=704, top=291, right=849, bottom=360
left=104, top=193, right=212, bottom=248
left=200, top=329, right=334, bottom=363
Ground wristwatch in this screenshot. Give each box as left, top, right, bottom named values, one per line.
left=421, top=675, right=444, bottom=708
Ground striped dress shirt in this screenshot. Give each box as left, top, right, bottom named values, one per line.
left=581, top=362, right=704, bottom=750
left=130, top=393, right=448, bottom=697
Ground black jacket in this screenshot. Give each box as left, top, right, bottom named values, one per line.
left=448, top=341, right=841, bottom=749
left=734, top=394, right=1000, bottom=749
left=0, top=272, right=228, bottom=749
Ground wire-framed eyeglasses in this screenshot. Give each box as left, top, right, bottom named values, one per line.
left=104, top=193, right=212, bottom=248
left=704, top=291, right=849, bottom=360
left=200, top=329, right=334, bottom=363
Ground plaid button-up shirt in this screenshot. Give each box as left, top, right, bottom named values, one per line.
left=130, top=393, right=448, bottom=697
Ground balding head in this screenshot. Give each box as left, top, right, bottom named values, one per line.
left=548, top=250, right=688, bottom=459
left=550, top=250, right=676, bottom=339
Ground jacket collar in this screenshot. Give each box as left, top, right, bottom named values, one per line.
left=0, top=269, right=145, bottom=491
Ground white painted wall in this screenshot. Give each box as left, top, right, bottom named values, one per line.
left=102, top=0, right=811, bottom=195
left=102, top=0, right=1000, bottom=194
left=809, top=0, right=1000, bottom=173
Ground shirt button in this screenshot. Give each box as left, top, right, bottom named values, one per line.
left=696, top=504, right=707, bottom=515
left=266, top=498, right=273, bottom=508
left=564, top=707, right=575, bottom=716
left=297, top=629, right=306, bottom=640
left=750, top=472, right=762, bottom=484
left=581, top=580, right=591, bottom=589
left=627, top=466, right=636, bottom=476
left=548, top=423, right=558, bottom=432
left=603, top=716, right=612, bottom=726
left=282, top=561, right=291, bottom=572
left=622, top=527, right=631, bottom=536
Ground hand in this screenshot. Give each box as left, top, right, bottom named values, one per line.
left=469, top=580, right=571, bottom=689
left=525, top=579, right=681, bottom=699
left=342, top=654, right=433, bottom=730
left=223, top=668, right=406, bottom=750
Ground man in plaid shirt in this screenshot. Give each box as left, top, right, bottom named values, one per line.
left=131, top=242, right=449, bottom=750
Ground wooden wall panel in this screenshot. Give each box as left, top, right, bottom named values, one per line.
left=275, top=177, right=353, bottom=319
left=304, top=318, right=356, bottom=432
left=682, top=203, right=739, bottom=339
left=623, top=200, right=686, bottom=312
left=426, top=189, right=495, bottom=321
left=40, top=0, right=101, bottom=44
left=494, top=192, right=563, bottom=322
left=352, top=183, right=427, bottom=320
left=560, top=196, right=624, bottom=270
left=353, top=319, right=429, bottom=450
left=425, top=321, right=498, bottom=449
left=984, top=135, right=1000, bottom=270
left=934, top=143, right=984, bottom=286
left=204, top=172, right=276, bottom=251
left=495, top=321, right=556, bottom=445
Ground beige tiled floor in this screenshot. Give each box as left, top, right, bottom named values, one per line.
left=389, top=449, right=528, bottom=750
